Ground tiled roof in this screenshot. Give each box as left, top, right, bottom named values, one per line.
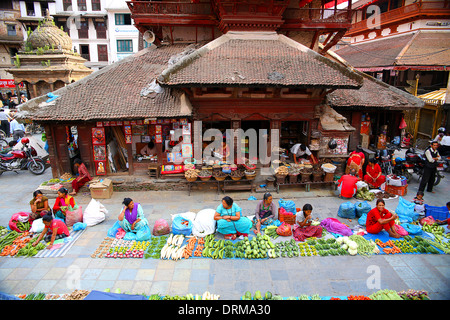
left=157, top=32, right=363, bottom=89
left=20, top=44, right=198, bottom=121
left=334, top=31, right=450, bottom=68
left=327, top=70, right=425, bottom=110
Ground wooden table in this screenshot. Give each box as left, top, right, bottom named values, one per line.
left=221, top=178, right=256, bottom=193
left=186, top=179, right=221, bottom=196
left=275, top=180, right=336, bottom=193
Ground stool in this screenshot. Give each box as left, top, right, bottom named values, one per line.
left=148, top=164, right=160, bottom=179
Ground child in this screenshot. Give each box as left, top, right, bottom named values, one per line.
left=32, top=214, right=70, bottom=249
left=296, top=204, right=313, bottom=228
left=436, top=201, right=450, bottom=227
left=413, top=191, right=425, bottom=216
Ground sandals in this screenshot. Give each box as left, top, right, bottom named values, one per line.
left=224, top=234, right=237, bottom=240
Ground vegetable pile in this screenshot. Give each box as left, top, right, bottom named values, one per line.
left=368, top=289, right=403, bottom=300
left=355, top=187, right=375, bottom=201
left=0, top=230, right=45, bottom=257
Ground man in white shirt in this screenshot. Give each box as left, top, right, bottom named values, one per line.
left=0, top=109, right=11, bottom=137
left=438, top=131, right=450, bottom=156
left=290, top=143, right=317, bottom=164
left=9, top=117, right=25, bottom=141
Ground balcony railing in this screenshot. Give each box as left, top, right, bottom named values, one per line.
left=127, top=1, right=213, bottom=16
left=347, top=1, right=450, bottom=35
left=282, top=7, right=353, bottom=29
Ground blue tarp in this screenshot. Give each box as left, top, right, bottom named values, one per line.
left=84, top=290, right=147, bottom=300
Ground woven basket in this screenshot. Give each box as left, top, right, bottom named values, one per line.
left=289, top=174, right=298, bottom=184
left=214, top=176, right=227, bottom=181
left=300, top=173, right=311, bottom=182
left=199, top=175, right=212, bottom=181
left=186, top=176, right=197, bottom=182
left=231, top=176, right=242, bottom=181
left=275, top=174, right=287, bottom=184
left=312, top=172, right=323, bottom=182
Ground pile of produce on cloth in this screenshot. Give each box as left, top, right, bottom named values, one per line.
left=355, top=187, right=375, bottom=201
left=0, top=230, right=46, bottom=257
left=375, top=235, right=444, bottom=254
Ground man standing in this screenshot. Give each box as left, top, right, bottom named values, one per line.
left=418, top=141, right=441, bottom=193
left=9, top=116, right=25, bottom=141
left=0, top=108, right=11, bottom=137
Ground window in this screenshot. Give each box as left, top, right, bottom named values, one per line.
left=25, top=1, right=35, bottom=16
left=7, top=25, right=16, bottom=37
left=95, top=21, right=107, bottom=39
left=80, top=45, right=90, bottom=61
left=115, top=14, right=131, bottom=25
left=0, top=1, right=13, bottom=10
left=78, top=20, right=89, bottom=39
left=63, top=0, right=72, bottom=11
left=40, top=2, right=49, bottom=15
left=117, top=40, right=133, bottom=52
left=77, top=0, right=87, bottom=11
left=91, top=0, right=101, bottom=11
left=98, top=45, right=108, bottom=62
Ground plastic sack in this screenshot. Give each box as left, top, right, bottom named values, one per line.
left=107, top=221, right=121, bottom=238
left=152, top=218, right=171, bottom=236
left=419, top=216, right=436, bottom=226
left=321, top=163, right=336, bottom=173
left=358, top=213, right=367, bottom=226
left=124, top=232, right=137, bottom=241
left=73, top=222, right=87, bottom=231
left=8, top=212, right=30, bottom=233
left=337, top=202, right=356, bottom=219
left=355, top=201, right=371, bottom=218
left=136, top=225, right=151, bottom=241
left=276, top=222, right=292, bottom=237
left=172, top=215, right=193, bottom=236
left=191, top=209, right=217, bottom=238
left=83, top=199, right=107, bottom=227
left=66, top=206, right=83, bottom=227
left=401, top=223, right=422, bottom=235
left=395, top=197, right=415, bottom=217
left=30, top=218, right=45, bottom=233
left=394, top=224, right=408, bottom=236
left=278, top=199, right=296, bottom=214
left=116, top=228, right=126, bottom=239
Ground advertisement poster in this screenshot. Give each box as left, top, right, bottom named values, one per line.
left=92, top=128, right=105, bottom=145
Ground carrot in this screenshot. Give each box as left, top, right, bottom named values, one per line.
left=383, top=248, right=392, bottom=254
left=198, top=238, right=205, bottom=245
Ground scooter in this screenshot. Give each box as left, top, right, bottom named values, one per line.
left=404, top=147, right=444, bottom=186
left=0, top=137, right=46, bottom=175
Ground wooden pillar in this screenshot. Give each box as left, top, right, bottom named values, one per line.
left=43, top=124, right=59, bottom=178
left=76, top=122, right=95, bottom=177
left=127, top=142, right=134, bottom=175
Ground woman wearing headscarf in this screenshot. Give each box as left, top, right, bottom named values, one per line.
left=118, top=198, right=149, bottom=234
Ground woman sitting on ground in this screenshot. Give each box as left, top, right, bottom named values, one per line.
left=32, top=213, right=70, bottom=249
left=366, top=199, right=401, bottom=238
left=253, top=193, right=277, bottom=235
left=118, top=198, right=149, bottom=234
left=70, top=158, right=92, bottom=196
left=53, top=187, right=78, bottom=222
left=29, top=190, right=50, bottom=220
left=364, top=158, right=386, bottom=189
left=214, top=196, right=252, bottom=240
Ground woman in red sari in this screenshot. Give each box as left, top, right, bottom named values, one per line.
left=346, top=148, right=365, bottom=179
left=366, top=199, right=401, bottom=238
left=364, top=158, right=386, bottom=188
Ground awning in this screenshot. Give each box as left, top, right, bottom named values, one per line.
left=418, top=88, right=447, bottom=106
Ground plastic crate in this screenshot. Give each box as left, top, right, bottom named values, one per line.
left=424, top=204, right=449, bottom=221
left=278, top=208, right=297, bottom=225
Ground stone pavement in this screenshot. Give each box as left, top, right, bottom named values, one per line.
left=0, top=167, right=449, bottom=300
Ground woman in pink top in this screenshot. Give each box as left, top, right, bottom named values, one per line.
left=70, top=158, right=92, bottom=195
left=32, top=213, right=70, bottom=249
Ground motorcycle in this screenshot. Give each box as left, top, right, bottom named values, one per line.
left=392, top=157, right=412, bottom=182
left=0, top=137, right=46, bottom=175
left=375, top=145, right=399, bottom=176
left=404, top=147, right=444, bottom=186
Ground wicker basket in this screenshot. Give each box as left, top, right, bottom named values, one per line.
left=275, top=174, right=287, bottom=184
left=214, top=176, right=227, bottom=181
left=186, top=176, right=198, bottom=182
left=312, top=172, right=323, bottom=182
left=300, top=173, right=311, bottom=183
left=231, top=175, right=242, bottom=181
left=289, top=174, right=299, bottom=184
left=199, top=175, right=212, bottom=181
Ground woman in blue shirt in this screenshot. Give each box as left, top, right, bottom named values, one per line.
left=214, top=196, right=252, bottom=240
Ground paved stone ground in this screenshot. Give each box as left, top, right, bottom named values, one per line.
left=0, top=166, right=449, bottom=300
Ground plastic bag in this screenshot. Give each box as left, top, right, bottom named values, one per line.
left=355, top=201, right=371, bottom=218
left=83, top=199, right=107, bottom=227
left=337, top=202, right=356, bottom=219
left=191, top=209, right=216, bottom=238
left=136, top=225, right=151, bottom=241
left=395, top=197, right=417, bottom=220
left=30, top=218, right=45, bottom=233
left=66, top=206, right=83, bottom=227
left=276, top=222, right=292, bottom=237
left=73, top=222, right=87, bottom=231
left=9, top=212, right=31, bottom=233
left=394, top=224, right=408, bottom=236
left=401, top=223, right=422, bottom=235
left=124, top=232, right=137, bottom=241
left=419, top=216, right=436, bottom=226
left=358, top=213, right=367, bottom=226
left=152, top=218, right=171, bottom=236
left=172, top=215, right=193, bottom=236
left=278, top=199, right=296, bottom=214
left=107, top=221, right=121, bottom=238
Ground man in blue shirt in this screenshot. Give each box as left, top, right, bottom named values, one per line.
left=9, top=116, right=25, bottom=141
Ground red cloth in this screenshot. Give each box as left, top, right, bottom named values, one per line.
left=47, top=219, right=70, bottom=237
left=77, top=163, right=92, bottom=181
left=72, top=176, right=90, bottom=193
left=292, top=225, right=322, bottom=242
left=366, top=207, right=395, bottom=234
left=338, top=174, right=358, bottom=198
left=364, top=163, right=386, bottom=188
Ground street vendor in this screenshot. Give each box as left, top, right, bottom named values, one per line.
left=336, top=169, right=359, bottom=198
left=32, top=213, right=70, bottom=249
left=214, top=196, right=252, bottom=240
left=69, top=158, right=92, bottom=196
left=346, top=147, right=365, bottom=179
left=363, top=158, right=386, bottom=189
left=296, top=203, right=313, bottom=228
left=140, top=140, right=157, bottom=159
left=290, top=143, right=317, bottom=164
left=366, top=199, right=401, bottom=238
left=29, top=190, right=50, bottom=220
left=53, top=187, right=79, bottom=222
left=118, top=198, right=149, bottom=234
left=253, top=193, right=277, bottom=235
left=293, top=204, right=323, bottom=241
